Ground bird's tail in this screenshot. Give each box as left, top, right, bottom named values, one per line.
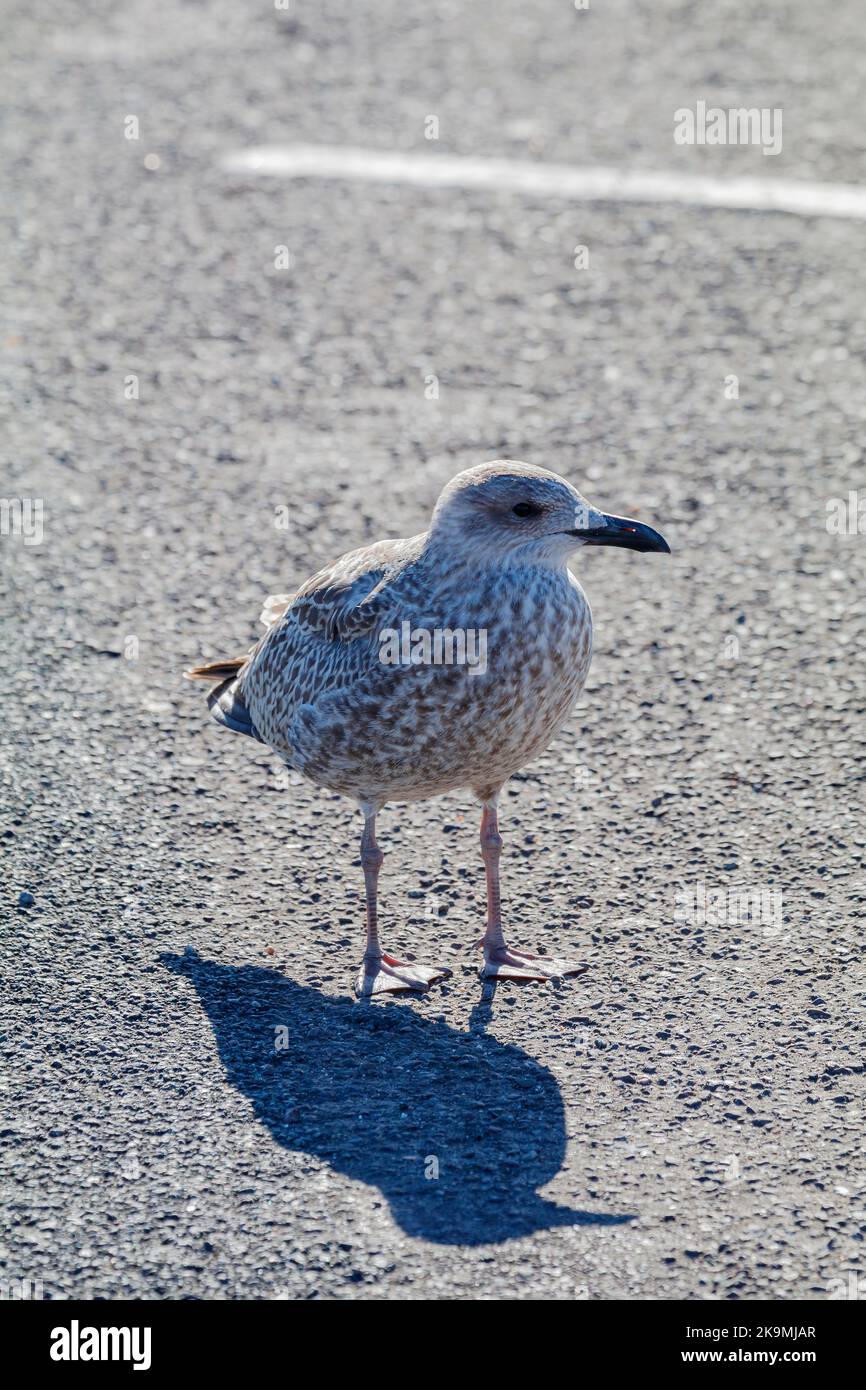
left=184, top=653, right=263, bottom=742
left=184, top=655, right=247, bottom=682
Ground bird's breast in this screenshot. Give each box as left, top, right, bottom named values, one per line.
left=248, top=564, right=593, bottom=801
left=465, top=570, right=592, bottom=756
left=378, top=565, right=593, bottom=792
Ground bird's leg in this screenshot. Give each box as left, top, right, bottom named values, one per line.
left=355, top=811, right=451, bottom=996
left=360, top=812, right=385, bottom=958
left=480, top=801, right=506, bottom=952
left=478, top=801, right=587, bottom=982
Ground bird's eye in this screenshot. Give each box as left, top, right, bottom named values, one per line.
left=512, top=502, right=541, bottom=518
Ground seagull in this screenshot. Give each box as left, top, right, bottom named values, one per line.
left=186, top=461, right=670, bottom=995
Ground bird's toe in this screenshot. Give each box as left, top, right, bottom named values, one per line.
left=480, top=944, right=587, bottom=983
left=356, top=955, right=451, bottom=996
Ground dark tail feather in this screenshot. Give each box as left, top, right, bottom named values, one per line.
left=206, top=673, right=265, bottom=743
left=184, top=652, right=264, bottom=743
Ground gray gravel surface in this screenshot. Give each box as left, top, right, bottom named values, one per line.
left=2, top=0, right=865, bottom=1300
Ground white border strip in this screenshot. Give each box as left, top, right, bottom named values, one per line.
left=222, top=144, right=866, bottom=221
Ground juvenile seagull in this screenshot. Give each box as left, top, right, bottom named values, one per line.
left=186, top=461, right=670, bottom=995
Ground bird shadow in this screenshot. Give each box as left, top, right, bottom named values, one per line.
left=161, top=950, right=635, bottom=1246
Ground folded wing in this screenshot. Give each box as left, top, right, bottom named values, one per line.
left=187, top=534, right=425, bottom=749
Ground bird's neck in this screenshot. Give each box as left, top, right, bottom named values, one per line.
left=424, top=530, right=573, bottom=576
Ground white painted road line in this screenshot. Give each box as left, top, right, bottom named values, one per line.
left=222, top=143, right=866, bottom=221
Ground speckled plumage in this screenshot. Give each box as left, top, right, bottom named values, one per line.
left=240, top=527, right=591, bottom=806
left=187, top=460, right=669, bottom=993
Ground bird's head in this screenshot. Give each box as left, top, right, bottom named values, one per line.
left=429, top=460, right=671, bottom=567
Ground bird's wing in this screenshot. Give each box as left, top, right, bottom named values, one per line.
left=188, top=536, right=426, bottom=752
left=272, top=535, right=423, bottom=642
left=238, top=534, right=427, bottom=749
left=192, top=535, right=419, bottom=678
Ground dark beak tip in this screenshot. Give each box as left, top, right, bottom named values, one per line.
left=579, top=514, right=672, bottom=554
left=629, top=521, right=671, bottom=554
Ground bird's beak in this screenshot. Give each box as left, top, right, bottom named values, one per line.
left=573, top=513, right=671, bottom=554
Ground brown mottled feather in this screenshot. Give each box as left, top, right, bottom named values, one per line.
left=187, top=462, right=598, bottom=808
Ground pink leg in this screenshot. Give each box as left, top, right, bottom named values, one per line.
left=355, top=811, right=451, bottom=997
left=479, top=801, right=587, bottom=982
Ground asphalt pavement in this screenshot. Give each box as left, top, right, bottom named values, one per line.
left=2, top=0, right=865, bottom=1300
